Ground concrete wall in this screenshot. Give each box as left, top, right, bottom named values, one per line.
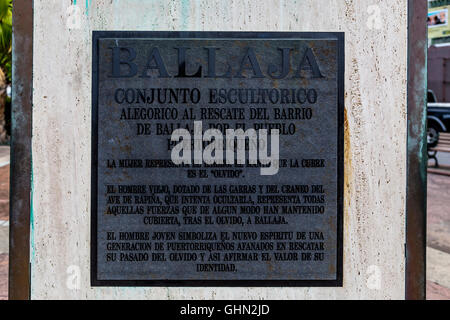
left=31, top=0, right=408, bottom=299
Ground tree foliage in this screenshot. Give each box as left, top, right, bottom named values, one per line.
left=0, top=0, right=12, bottom=84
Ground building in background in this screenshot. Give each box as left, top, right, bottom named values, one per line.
left=428, top=1, right=450, bottom=102
left=428, top=46, right=450, bottom=102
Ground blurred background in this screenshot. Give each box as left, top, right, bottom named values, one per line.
left=426, top=0, right=450, bottom=299
left=0, top=0, right=11, bottom=301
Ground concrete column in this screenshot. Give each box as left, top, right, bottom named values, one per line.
left=30, top=0, right=409, bottom=299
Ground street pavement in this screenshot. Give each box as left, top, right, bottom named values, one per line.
left=0, top=146, right=448, bottom=299
left=426, top=147, right=450, bottom=299
left=426, top=169, right=450, bottom=300
left=0, top=146, right=9, bottom=300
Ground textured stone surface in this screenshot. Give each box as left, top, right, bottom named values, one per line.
left=31, top=0, right=408, bottom=299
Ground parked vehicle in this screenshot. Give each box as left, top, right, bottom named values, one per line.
left=427, top=89, right=450, bottom=147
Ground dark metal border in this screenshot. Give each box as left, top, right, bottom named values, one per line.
left=91, top=31, right=345, bottom=287
left=9, top=0, right=33, bottom=300
left=405, top=1, right=427, bottom=300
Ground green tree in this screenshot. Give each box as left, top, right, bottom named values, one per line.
left=0, top=0, right=11, bottom=143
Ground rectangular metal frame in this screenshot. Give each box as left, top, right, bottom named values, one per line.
left=90, top=31, right=345, bottom=287
left=9, top=0, right=33, bottom=300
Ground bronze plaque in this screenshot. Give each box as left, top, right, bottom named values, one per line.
left=91, top=31, right=344, bottom=286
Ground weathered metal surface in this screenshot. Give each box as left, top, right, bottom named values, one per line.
left=405, top=0, right=427, bottom=301
left=31, top=0, right=408, bottom=299
left=9, top=0, right=33, bottom=300
left=92, top=32, right=344, bottom=286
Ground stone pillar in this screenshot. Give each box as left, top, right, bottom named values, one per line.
left=24, top=0, right=422, bottom=300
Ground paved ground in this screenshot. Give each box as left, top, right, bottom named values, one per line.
left=427, top=280, right=450, bottom=300
left=427, top=246, right=450, bottom=299
left=427, top=173, right=450, bottom=253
